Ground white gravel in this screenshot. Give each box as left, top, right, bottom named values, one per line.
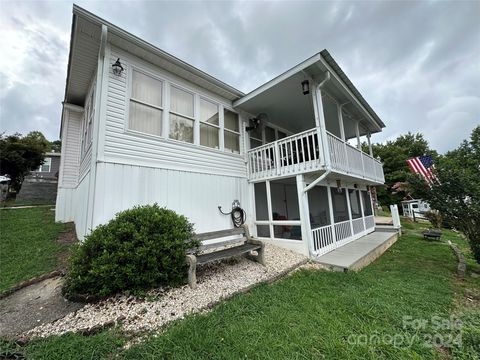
left=26, top=244, right=307, bottom=338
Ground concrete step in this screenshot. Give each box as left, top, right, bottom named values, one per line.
left=313, top=231, right=399, bottom=272
left=375, top=225, right=399, bottom=233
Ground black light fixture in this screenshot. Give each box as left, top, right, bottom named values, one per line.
left=112, top=58, right=124, bottom=76
left=336, top=179, right=342, bottom=193
left=246, top=117, right=261, bottom=132
left=301, top=79, right=310, bottom=95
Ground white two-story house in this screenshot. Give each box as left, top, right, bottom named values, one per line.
left=57, top=5, right=385, bottom=258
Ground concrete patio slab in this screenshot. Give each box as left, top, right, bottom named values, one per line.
left=313, top=230, right=398, bottom=272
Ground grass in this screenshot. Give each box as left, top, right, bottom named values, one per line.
left=0, top=207, right=71, bottom=294
left=1, top=219, right=479, bottom=359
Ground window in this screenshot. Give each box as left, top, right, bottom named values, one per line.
left=362, top=191, right=373, bottom=216
left=265, top=126, right=276, bottom=143
left=270, top=179, right=300, bottom=221
left=224, top=109, right=240, bottom=153
left=348, top=189, right=362, bottom=219
left=38, top=157, right=51, bottom=172
left=129, top=70, right=163, bottom=136
left=254, top=182, right=269, bottom=221
left=81, top=84, right=95, bottom=158
left=308, top=185, right=330, bottom=227
left=331, top=188, right=349, bottom=223
left=199, top=98, right=219, bottom=149
left=169, top=86, right=194, bottom=143
left=250, top=124, right=263, bottom=149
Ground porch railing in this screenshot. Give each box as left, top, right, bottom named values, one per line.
left=311, top=214, right=377, bottom=256
left=247, top=128, right=320, bottom=180
left=247, top=127, right=385, bottom=183
left=326, top=132, right=385, bottom=183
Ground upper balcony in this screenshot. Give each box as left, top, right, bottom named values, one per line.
left=235, top=50, right=386, bottom=185
left=246, top=127, right=384, bottom=183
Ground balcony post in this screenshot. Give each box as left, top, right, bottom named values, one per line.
left=312, top=84, right=331, bottom=168
left=345, top=187, right=354, bottom=239
left=355, top=121, right=361, bottom=150
left=367, top=131, right=373, bottom=156
left=274, top=141, right=281, bottom=175
left=297, top=174, right=313, bottom=256
left=338, top=103, right=348, bottom=169
left=326, top=185, right=337, bottom=248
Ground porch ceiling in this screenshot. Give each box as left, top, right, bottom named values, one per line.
left=233, top=70, right=316, bottom=133
left=234, top=50, right=385, bottom=137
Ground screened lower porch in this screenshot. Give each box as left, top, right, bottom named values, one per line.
left=252, top=176, right=375, bottom=257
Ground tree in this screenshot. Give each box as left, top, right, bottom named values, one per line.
left=366, top=133, right=438, bottom=206
left=50, top=140, right=62, bottom=153
left=0, top=132, right=49, bottom=191
left=409, top=126, right=480, bottom=263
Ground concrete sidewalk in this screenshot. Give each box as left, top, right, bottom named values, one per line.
left=314, top=230, right=398, bottom=272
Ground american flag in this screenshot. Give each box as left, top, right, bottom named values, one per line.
left=407, top=155, right=436, bottom=185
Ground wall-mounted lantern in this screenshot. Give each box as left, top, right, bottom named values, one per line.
left=112, top=58, right=124, bottom=76
left=301, top=80, right=310, bottom=95
left=336, top=179, right=342, bottom=192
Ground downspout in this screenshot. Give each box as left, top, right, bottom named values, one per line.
left=303, top=71, right=331, bottom=193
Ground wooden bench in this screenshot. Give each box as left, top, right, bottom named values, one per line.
left=186, top=225, right=265, bottom=288
left=423, top=229, right=442, bottom=240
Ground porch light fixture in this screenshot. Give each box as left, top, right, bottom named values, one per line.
left=112, top=58, right=124, bottom=76
left=301, top=80, right=310, bottom=95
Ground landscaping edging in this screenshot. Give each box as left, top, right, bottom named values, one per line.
left=0, top=270, right=64, bottom=300
left=448, top=241, right=467, bottom=276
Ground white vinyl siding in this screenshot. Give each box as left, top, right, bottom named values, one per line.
left=104, top=47, right=246, bottom=178
left=80, top=82, right=95, bottom=159
left=58, top=108, right=82, bottom=187
left=128, top=70, right=163, bottom=136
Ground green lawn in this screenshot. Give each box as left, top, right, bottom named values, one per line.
left=2, top=220, right=479, bottom=359
left=0, top=207, right=71, bottom=294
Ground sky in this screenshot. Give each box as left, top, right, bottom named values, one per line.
left=0, top=0, right=479, bottom=153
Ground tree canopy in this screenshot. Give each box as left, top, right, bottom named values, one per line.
left=366, top=132, right=437, bottom=206
left=409, top=126, right=480, bottom=263
left=0, top=132, right=50, bottom=191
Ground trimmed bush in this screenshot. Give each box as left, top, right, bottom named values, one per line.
left=63, top=204, right=198, bottom=300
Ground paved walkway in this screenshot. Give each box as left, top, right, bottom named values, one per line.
left=314, top=230, right=398, bottom=271
left=0, top=277, right=83, bottom=339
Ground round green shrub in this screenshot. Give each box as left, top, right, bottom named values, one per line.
left=63, top=204, right=198, bottom=300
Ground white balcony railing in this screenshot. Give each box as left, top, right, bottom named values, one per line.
left=247, top=127, right=385, bottom=183
left=326, top=131, right=385, bottom=183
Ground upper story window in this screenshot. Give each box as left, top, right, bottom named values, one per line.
left=129, top=70, right=163, bottom=136
left=81, top=84, right=95, bottom=159
left=224, top=109, right=240, bottom=153
left=169, top=86, right=194, bottom=143
left=37, top=157, right=51, bottom=172
left=250, top=125, right=263, bottom=149
left=200, top=98, right=219, bottom=149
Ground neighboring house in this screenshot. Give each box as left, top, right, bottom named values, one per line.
left=401, top=199, right=431, bottom=220
left=16, top=152, right=61, bottom=204
left=56, top=6, right=386, bottom=257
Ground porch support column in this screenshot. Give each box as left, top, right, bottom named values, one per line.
left=358, top=189, right=366, bottom=233
left=345, top=187, right=354, bottom=238
left=326, top=185, right=337, bottom=248
left=367, top=132, right=373, bottom=156
left=337, top=103, right=346, bottom=141
left=266, top=180, right=273, bottom=240
left=296, top=174, right=313, bottom=256
left=355, top=121, right=361, bottom=150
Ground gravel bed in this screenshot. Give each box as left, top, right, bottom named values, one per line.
left=26, top=244, right=307, bottom=338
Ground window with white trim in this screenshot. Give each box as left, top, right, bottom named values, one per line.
left=129, top=70, right=163, bottom=136
left=80, top=84, right=95, bottom=159
left=38, top=157, right=51, bottom=172
left=169, top=86, right=194, bottom=143
left=199, top=98, right=219, bottom=149
left=224, top=109, right=240, bottom=153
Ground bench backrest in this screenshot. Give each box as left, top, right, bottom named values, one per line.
left=194, top=227, right=246, bottom=242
